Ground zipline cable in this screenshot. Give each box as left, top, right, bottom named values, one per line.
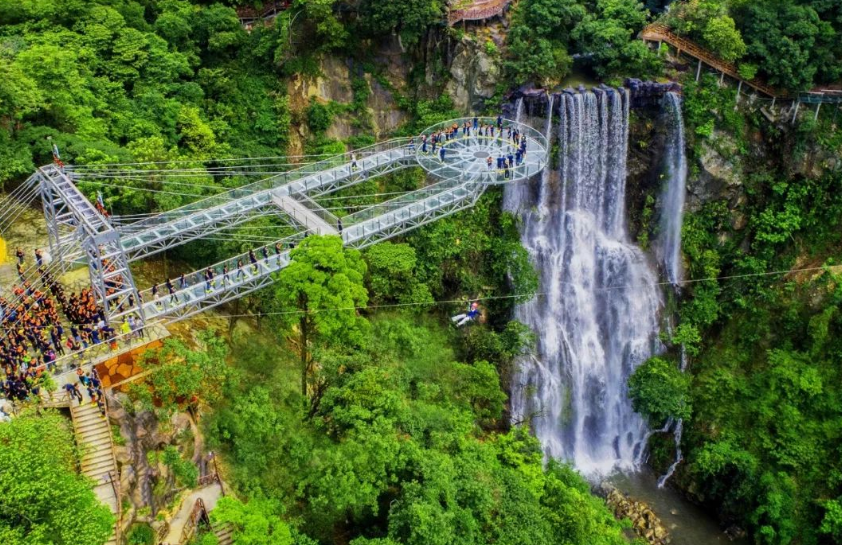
left=209, top=265, right=842, bottom=319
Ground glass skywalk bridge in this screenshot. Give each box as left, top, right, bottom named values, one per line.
left=31, top=117, right=548, bottom=325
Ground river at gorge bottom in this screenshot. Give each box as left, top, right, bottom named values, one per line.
left=607, top=469, right=750, bottom=545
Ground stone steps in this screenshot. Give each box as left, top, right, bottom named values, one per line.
left=70, top=400, right=120, bottom=545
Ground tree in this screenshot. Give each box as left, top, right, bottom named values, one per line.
left=210, top=497, right=292, bottom=545
left=702, top=15, right=746, bottom=62
left=272, top=235, right=369, bottom=397
left=0, top=410, right=114, bottom=545
left=736, top=1, right=839, bottom=90
left=131, top=331, right=232, bottom=418
left=505, top=0, right=584, bottom=85
left=628, top=356, right=692, bottom=425
left=359, top=0, right=444, bottom=49
left=363, top=242, right=432, bottom=306
left=572, top=0, right=660, bottom=79
left=820, top=497, right=842, bottom=543
left=294, top=0, right=348, bottom=53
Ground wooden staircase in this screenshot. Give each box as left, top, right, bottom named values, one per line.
left=213, top=522, right=234, bottom=545
left=71, top=401, right=120, bottom=545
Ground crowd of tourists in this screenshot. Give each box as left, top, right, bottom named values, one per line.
left=418, top=115, right=530, bottom=178
left=0, top=247, right=142, bottom=404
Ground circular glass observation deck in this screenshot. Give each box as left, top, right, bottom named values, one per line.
left=415, top=117, right=549, bottom=185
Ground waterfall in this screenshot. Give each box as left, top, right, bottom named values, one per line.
left=510, top=89, right=663, bottom=476
left=656, top=92, right=687, bottom=286
left=655, top=92, right=688, bottom=488
left=657, top=419, right=684, bottom=488
left=538, top=95, right=555, bottom=214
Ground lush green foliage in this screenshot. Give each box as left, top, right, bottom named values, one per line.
left=131, top=331, right=232, bottom=418
left=406, top=188, right=538, bottom=319
left=126, top=524, right=155, bottom=545
left=209, top=496, right=293, bottom=545
left=363, top=242, right=433, bottom=307
left=506, top=0, right=660, bottom=83
left=573, top=0, right=661, bottom=79
left=670, top=67, right=842, bottom=544
left=270, top=235, right=369, bottom=397
left=664, top=0, right=842, bottom=90
left=0, top=0, right=294, bottom=207
left=505, top=0, right=583, bottom=85
left=0, top=410, right=114, bottom=545
left=207, top=314, right=626, bottom=545
left=358, top=0, right=445, bottom=48
left=628, top=356, right=692, bottom=425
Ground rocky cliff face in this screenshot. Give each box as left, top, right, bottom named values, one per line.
left=688, top=129, right=743, bottom=214
left=446, top=35, right=502, bottom=112
left=286, top=43, right=410, bottom=152
left=108, top=393, right=205, bottom=533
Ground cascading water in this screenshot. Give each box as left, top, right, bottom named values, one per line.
left=655, top=91, right=689, bottom=488
left=514, top=97, right=525, bottom=123
left=538, top=95, right=555, bottom=215
left=509, top=89, right=663, bottom=475
left=657, top=418, right=684, bottom=488
left=656, top=92, right=688, bottom=286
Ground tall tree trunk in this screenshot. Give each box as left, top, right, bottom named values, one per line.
left=228, top=298, right=240, bottom=335
left=300, top=314, right=309, bottom=398
left=299, top=292, right=310, bottom=399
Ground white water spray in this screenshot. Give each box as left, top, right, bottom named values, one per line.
left=656, top=92, right=688, bottom=286
left=510, top=89, right=663, bottom=476
left=657, top=419, right=684, bottom=488
left=538, top=95, right=555, bottom=215
left=656, top=92, right=689, bottom=488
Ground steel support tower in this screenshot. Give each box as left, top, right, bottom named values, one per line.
left=37, top=164, right=145, bottom=325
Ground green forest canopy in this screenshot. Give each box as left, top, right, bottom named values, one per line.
left=0, top=410, right=114, bottom=545
left=1, top=1, right=842, bottom=545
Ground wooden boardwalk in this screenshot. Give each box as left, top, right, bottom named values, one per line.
left=640, top=24, right=785, bottom=99
left=236, top=1, right=290, bottom=26
left=448, top=0, right=512, bottom=26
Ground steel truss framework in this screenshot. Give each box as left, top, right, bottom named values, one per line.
left=37, top=165, right=145, bottom=324
left=139, top=180, right=485, bottom=322
left=38, top=117, right=548, bottom=327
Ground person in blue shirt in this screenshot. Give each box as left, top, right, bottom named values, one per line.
left=451, top=302, right=481, bottom=327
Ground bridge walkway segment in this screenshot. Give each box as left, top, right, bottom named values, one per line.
left=140, top=177, right=484, bottom=323
left=64, top=140, right=415, bottom=263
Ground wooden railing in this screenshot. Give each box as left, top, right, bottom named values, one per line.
left=640, top=23, right=787, bottom=99
left=448, top=0, right=511, bottom=26
left=178, top=498, right=208, bottom=545
left=156, top=522, right=169, bottom=544
left=197, top=473, right=219, bottom=487
left=236, top=1, right=291, bottom=23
